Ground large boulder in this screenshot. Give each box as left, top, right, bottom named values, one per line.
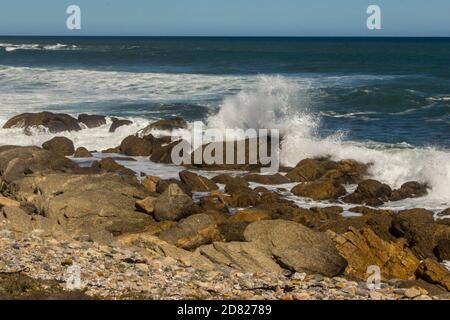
left=153, top=184, right=193, bottom=221
left=119, top=135, right=153, bottom=156
left=343, top=179, right=392, bottom=206
left=179, top=171, right=218, bottom=192
left=77, top=114, right=106, bottom=128
left=329, top=227, right=420, bottom=281
left=7, top=173, right=153, bottom=243
left=0, top=146, right=78, bottom=182
left=42, top=137, right=75, bottom=156
left=291, top=180, right=346, bottom=201
left=141, top=175, right=161, bottom=193
left=3, top=112, right=81, bottom=135
left=390, top=181, right=428, bottom=201
left=158, top=214, right=221, bottom=250
left=244, top=220, right=347, bottom=277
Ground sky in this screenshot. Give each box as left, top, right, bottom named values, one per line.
left=0, top=0, right=449, bottom=37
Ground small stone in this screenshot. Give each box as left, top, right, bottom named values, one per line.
left=369, top=291, right=384, bottom=300
left=404, top=287, right=422, bottom=299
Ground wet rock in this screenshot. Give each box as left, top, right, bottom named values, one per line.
left=0, top=146, right=78, bottom=182
left=342, top=179, right=392, bottom=206
left=436, top=239, right=450, bottom=261
left=42, top=137, right=75, bottom=156
left=3, top=112, right=81, bottom=135
left=244, top=220, right=347, bottom=277
left=98, top=158, right=136, bottom=177
left=226, top=187, right=261, bottom=208
left=329, top=227, right=420, bottom=281
left=390, top=181, right=428, bottom=201
left=150, top=140, right=181, bottom=164
left=418, top=259, right=450, bottom=291
left=73, top=147, right=93, bottom=158
left=109, top=118, right=133, bottom=133
left=141, top=117, right=187, bottom=133
left=291, top=180, right=346, bottom=201
left=212, top=174, right=249, bottom=188
left=156, top=179, right=191, bottom=195
left=243, top=173, right=290, bottom=185
left=78, top=114, right=106, bottom=128
left=101, top=147, right=121, bottom=154
left=119, top=135, right=153, bottom=156
left=158, top=214, right=221, bottom=250
left=179, top=171, right=219, bottom=192
left=153, top=184, right=193, bottom=221
left=141, top=175, right=161, bottom=193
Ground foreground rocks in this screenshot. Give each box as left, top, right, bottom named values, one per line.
left=42, top=137, right=75, bottom=156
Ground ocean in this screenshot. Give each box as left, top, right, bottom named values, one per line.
left=1, top=36, right=450, bottom=211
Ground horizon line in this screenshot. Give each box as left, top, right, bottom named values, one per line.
left=1, top=35, right=450, bottom=38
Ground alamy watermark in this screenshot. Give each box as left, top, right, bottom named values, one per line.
left=367, top=5, right=382, bottom=30
left=66, top=5, right=81, bottom=30
left=366, top=265, right=382, bottom=290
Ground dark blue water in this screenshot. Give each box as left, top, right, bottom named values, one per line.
left=1, top=36, right=450, bottom=148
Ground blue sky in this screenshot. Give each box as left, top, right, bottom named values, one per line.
left=0, top=0, right=449, bottom=36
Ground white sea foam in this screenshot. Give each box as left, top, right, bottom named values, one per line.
left=0, top=43, right=78, bottom=52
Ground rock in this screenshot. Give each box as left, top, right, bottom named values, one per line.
left=390, top=181, right=428, bottom=201
left=0, top=146, right=78, bottom=182
left=404, top=287, right=422, bottom=299
left=212, top=174, right=249, bottom=188
left=418, top=259, right=450, bottom=291
left=197, top=241, right=284, bottom=274
left=218, top=222, right=249, bottom=242
left=73, top=147, right=93, bottom=158
left=244, top=220, right=347, bottom=277
left=3, top=112, right=81, bottom=134
left=226, top=187, right=261, bottom=208
left=78, top=114, right=106, bottom=128
left=119, top=135, right=154, bottom=156
left=109, top=118, right=133, bottom=133
left=0, top=196, right=20, bottom=208
left=150, top=140, right=181, bottom=164
left=153, top=184, right=193, bottom=221
left=291, top=180, right=346, bottom=201
left=243, top=173, right=290, bottom=185
left=436, top=239, right=450, bottom=261
left=141, top=117, right=187, bottom=133
left=343, top=179, right=392, bottom=206
left=329, top=227, right=420, bottom=281
left=7, top=173, right=153, bottom=242
left=101, top=147, right=121, bottom=154
left=42, top=137, right=75, bottom=156
left=98, top=158, right=136, bottom=177
left=391, top=209, right=450, bottom=260
left=135, top=196, right=158, bottom=214
left=228, top=208, right=272, bottom=223
left=158, top=214, right=221, bottom=250
left=179, top=171, right=218, bottom=192
left=141, top=176, right=161, bottom=193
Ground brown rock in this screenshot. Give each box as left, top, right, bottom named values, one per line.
left=42, top=137, right=75, bottom=156
left=135, top=196, right=158, bottom=214
left=343, top=179, right=392, bottom=206
left=158, top=213, right=221, bottom=250
left=436, top=239, right=450, bottom=261
left=329, top=227, right=420, bottom=281
left=73, top=147, right=92, bottom=158
left=243, top=173, right=290, bottom=185
left=119, top=135, right=154, bottom=156
left=150, top=140, right=181, bottom=164
left=291, top=180, right=346, bottom=201
left=141, top=117, right=187, bottom=133
left=286, top=158, right=336, bottom=182
left=141, top=175, right=161, bottom=193
left=101, top=147, right=121, bottom=154
left=179, top=170, right=218, bottom=192
left=78, top=114, right=106, bottom=128
left=244, top=220, right=347, bottom=277
left=228, top=208, right=272, bottom=223
left=153, top=184, right=193, bottom=221
left=109, top=118, right=133, bottom=133
left=98, top=158, right=136, bottom=177
left=390, top=181, right=428, bottom=201
left=418, top=259, right=450, bottom=291
left=0, top=196, right=20, bottom=208
left=3, top=112, right=81, bottom=134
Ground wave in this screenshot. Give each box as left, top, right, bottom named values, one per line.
left=205, top=76, right=450, bottom=203
left=0, top=43, right=78, bottom=52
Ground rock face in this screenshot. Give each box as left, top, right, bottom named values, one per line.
left=158, top=214, right=221, bottom=250
left=244, top=220, right=347, bottom=277
left=3, top=112, right=81, bottom=135
left=0, top=146, right=78, bottom=182
left=329, top=227, right=420, bottom=281
left=141, top=117, right=187, bottom=134
left=78, top=114, right=106, bottom=128
left=42, top=137, right=75, bottom=156
left=418, top=259, right=450, bottom=291
left=286, top=158, right=368, bottom=184
left=153, top=184, right=193, bottom=221
left=8, top=173, right=153, bottom=243
left=120, top=135, right=153, bottom=156
left=343, top=179, right=392, bottom=206
left=243, top=173, right=290, bottom=185
left=179, top=171, right=218, bottom=192
left=109, top=118, right=133, bottom=133
left=73, top=147, right=93, bottom=158
left=291, top=180, right=346, bottom=201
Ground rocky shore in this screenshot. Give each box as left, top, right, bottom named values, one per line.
left=0, top=112, right=450, bottom=300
